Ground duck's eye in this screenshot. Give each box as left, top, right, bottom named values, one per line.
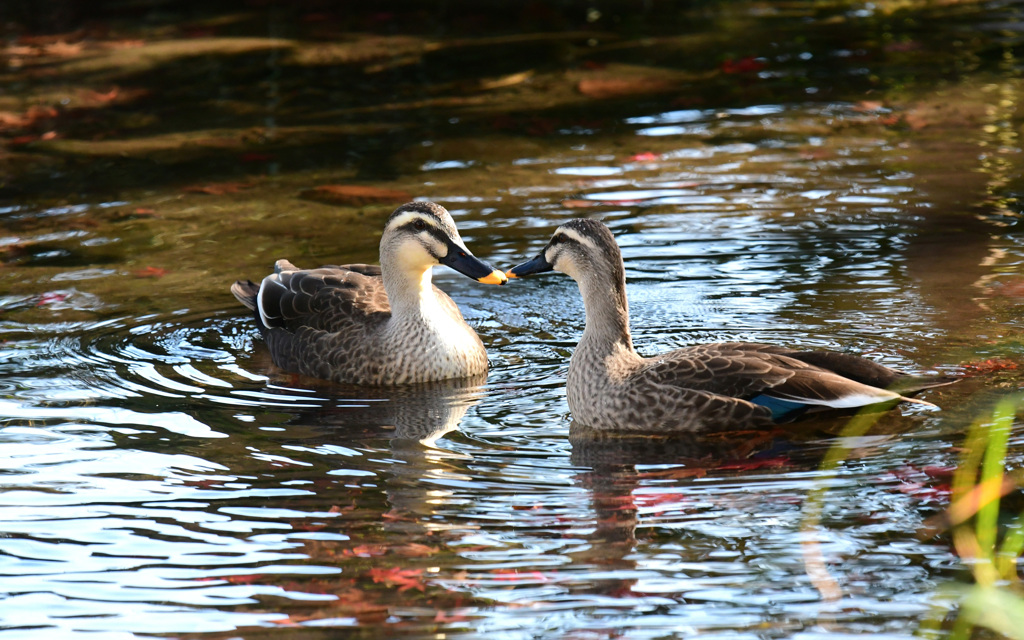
left=550, top=235, right=564, bottom=245
left=413, top=219, right=427, bottom=231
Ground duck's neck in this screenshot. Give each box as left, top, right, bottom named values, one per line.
left=383, top=264, right=441, bottom=322
left=575, top=265, right=637, bottom=359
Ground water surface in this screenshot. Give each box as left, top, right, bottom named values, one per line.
left=1, top=1, right=1024, bottom=638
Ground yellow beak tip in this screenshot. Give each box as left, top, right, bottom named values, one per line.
left=504, top=270, right=518, bottom=279
left=478, top=270, right=508, bottom=285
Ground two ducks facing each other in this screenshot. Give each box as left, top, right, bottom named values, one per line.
left=232, top=201, right=952, bottom=434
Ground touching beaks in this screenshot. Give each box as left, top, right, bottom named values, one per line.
left=506, top=253, right=554, bottom=279
left=439, top=243, right=508, bottom=285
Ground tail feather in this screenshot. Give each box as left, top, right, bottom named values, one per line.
left=892, top=376, right=959, bottom=395
left=790, top=350, right=958, bottom=397
left=230, top=280, right=259, bottom=311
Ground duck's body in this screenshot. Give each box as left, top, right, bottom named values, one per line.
left=508, top=219, right=952, bottom=433
left=232, top=202, right=506, bottom=385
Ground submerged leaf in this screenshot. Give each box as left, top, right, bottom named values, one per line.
left=299, top=185, right=412, bottom=206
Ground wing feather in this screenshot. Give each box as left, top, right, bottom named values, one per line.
left=251, top=261, right=461, bottom=334
left=635, top=341, right=916, bottom=412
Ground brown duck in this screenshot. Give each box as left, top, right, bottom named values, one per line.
left=507, top=218, right=953, bottom=433
left=232, top=202, right=506, bottom=385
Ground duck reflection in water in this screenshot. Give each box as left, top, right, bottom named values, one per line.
left=565, top=419, right=859, bottom=606
left=290, top=374, right=487, bottom=443
left=260, top=372, right=487, bottom=537
left=564, top=426, right=800, bottom=593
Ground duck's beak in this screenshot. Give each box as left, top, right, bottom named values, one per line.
left=506, top=253, right=553, bottom=279
left=441, top=243, right=508, bottom=285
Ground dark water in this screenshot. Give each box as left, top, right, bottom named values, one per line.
left=2, top=1, right=1024, bottom=638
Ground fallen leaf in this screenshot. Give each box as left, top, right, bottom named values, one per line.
left=923, top=466, right=957, bottom=480
left=0, top=111, right=28, bottom=127
left=367, top=567, right=425, bottom=592
left=391, top=543, right=438, bottom=557
left=79, top=87, right=120, bottom=105
left=561, top=199, right=596, bottom=209
left=342, top=544, right=386, bottom=558
left=961, top=358, right=1018, bottom=375
left=133, top=266, right=168, bottom=278
left=853, top=100, right=886, bottom=112
left=3, top=45, right=36, bottom=57
left=720, top=57, right=766, bottom=74
left=299, top=185, right=412, bottom=206
left=26, top=105, right=58, bottom=121
left=43, top=41, right=84, bottom=57
left=578, top=76, right=677, bottom=99
left=628, top=152, right=659, bottom=162
left=35, top=292, right=68, bottom=306
left=639, top=466, right=708, bottom=480
left=294, top=521, right=328, bottom=532
left=227, top=574, right=262, bottom=584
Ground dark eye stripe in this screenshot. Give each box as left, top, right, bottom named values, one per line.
left=401, top=219, right=449, bottom=244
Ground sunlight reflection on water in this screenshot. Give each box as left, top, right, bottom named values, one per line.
left=1, top=43, right=1022, bottom=640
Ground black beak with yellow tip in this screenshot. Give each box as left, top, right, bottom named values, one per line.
left=506, top=253, right=554, bottom=279
left=440, top=241, right=508, bottom=285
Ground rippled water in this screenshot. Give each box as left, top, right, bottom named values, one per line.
left=3, top=2, right=1024, bottom=638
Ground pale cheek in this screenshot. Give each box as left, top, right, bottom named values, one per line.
left=396, top=243, right=437, bottom=274
left=553, top=255, right=578, bottom=279
left=426, top=237, right=448, bottom=260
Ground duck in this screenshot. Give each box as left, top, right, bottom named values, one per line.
left=231, top=201, right=507, bottom=385
left=506, top=218, right=953, bottom=433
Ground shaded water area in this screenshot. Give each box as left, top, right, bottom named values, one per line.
left=2, top=0, right=1024, bottom=637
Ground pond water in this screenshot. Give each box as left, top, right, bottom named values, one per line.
left=2, top=1, right=1024, bottom=638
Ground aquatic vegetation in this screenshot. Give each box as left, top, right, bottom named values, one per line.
left=918, top=396, right=1024, bottom=639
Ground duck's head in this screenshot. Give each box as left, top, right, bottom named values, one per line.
left=506, top=218, right=623, bottom=284
left=381, top=202, right=507, bottom=285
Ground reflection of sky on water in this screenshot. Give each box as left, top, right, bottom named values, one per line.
left=0, top=52, right=1023, bottom=640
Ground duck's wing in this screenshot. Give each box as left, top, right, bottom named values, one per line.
left=233, top=261, right=465, bottom=333
left=317, top=262, right=463, bottom=322
left=637, top=342, right=927, bottom=419
left=637, top=342, right=795, bottom=399
left=236, top=262, right=391, bottom=334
